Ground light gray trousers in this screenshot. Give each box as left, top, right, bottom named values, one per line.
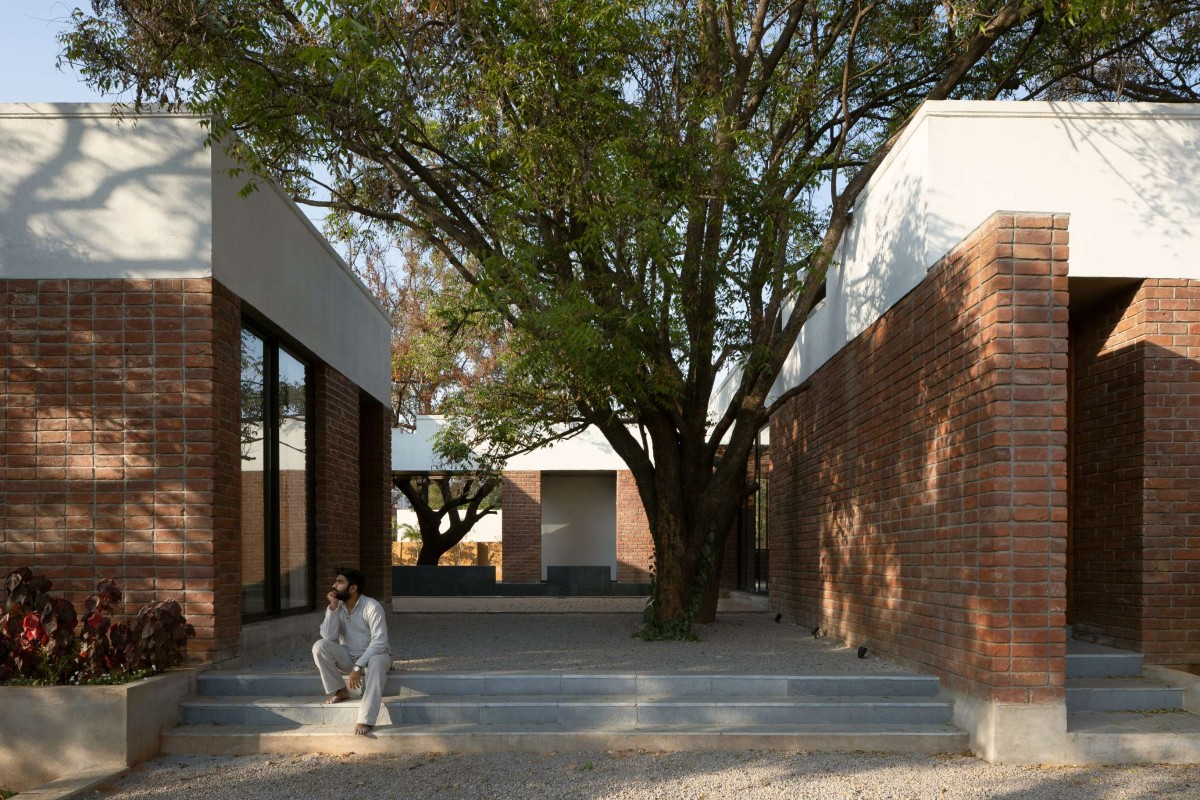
left=312, top=638, right=392, bottom=726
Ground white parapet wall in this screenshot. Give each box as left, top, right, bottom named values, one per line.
left=392, top=415, right=631, bottom=472
left=0, top=103, right=392, bottom=406
left=706, top=101, right=1200, bottom=414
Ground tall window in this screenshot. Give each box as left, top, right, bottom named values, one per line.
left=240, top=324, right=313, bottom=619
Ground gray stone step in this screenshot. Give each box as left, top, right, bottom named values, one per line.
left=1068, top=711, right=1200, bottom=764
left=197, top=672, right=941, bottom=698
left=1066, top=642, right=1144, bottom=679
left=1066, top=677, right=1184, bottom=713
left=182, top=693, right=954, bottom=727
left=162, top=722, right=970, bottom=756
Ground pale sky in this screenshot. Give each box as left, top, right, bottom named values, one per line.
left=0, top=1, right=106, bottom=102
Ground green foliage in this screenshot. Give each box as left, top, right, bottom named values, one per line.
left=0, top=568, right=196, bottom=685
left=59, top=0, right=1200, bottom=636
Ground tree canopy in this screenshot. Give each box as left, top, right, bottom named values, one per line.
left=63, top=0, right=1200, bottom=637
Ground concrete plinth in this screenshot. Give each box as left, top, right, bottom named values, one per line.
left=950, top=690, right=1070, bottom=764
left=0, top=669, right=197, bottom=793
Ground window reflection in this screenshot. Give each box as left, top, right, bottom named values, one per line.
left=278, top=348, right=309, bottom=611
left=240, top=326, right=312, bottom=618
left=240, top=329, right=267, bottom=616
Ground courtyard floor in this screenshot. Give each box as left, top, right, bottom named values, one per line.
left=237, top=607, right=906, bottom=674
left=96, top=750, right=1200, bottom=799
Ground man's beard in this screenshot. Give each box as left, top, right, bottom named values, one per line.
left=334, top=588, right=351, bottom=602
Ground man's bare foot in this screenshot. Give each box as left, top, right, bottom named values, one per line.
left=354, top=723, right=373, bottom=736
left=325, top=688, right=349, bottom=705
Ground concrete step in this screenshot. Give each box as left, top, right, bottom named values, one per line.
left=1066, top=677, right=1184, bottom=713
left=1066, top=641, right=1144, bottom=679
left=162, top=722, right=970, bottom=756
left=197, top=672, right=942, bottom=698
left=182, top=693, right=954, bottom=727
left=1068, top=711, right=1200, bottom=764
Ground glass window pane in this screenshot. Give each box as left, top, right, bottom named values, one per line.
left=240, top=329, right=268, bottom=616
left=277, top=348, right=310, bottom=611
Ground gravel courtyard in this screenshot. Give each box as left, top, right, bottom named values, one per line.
left=100, top=751, right=1200, bottom=800
left=237, top=610, right=906, bottom=674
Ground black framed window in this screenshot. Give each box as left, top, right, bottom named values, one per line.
left=240, top=323, right=314, bottom=619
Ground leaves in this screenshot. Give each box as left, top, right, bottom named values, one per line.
left=0, top=569, right=195, bottom=685
left=57, top=0, right=1200, bottom=635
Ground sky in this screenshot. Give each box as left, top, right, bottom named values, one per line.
left=0, top=1, right=341, bottom=233
left=0, top=2, right=106, bottom=103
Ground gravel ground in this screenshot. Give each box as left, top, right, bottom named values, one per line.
left=99, top=751, right=1200, bottom=799
left=238, top=611, right=905, bottom=674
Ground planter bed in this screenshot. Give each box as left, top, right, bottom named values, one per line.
left=0, top=669, right=197, bottom=793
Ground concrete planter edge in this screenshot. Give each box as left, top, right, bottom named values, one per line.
left=0, top=668, right=198, bottom=793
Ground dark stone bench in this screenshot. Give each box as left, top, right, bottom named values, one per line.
left=392, top=565, right=497, bottom=596
left=391, top=564, right=651, bottom=597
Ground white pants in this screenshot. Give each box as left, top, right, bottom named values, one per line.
left=312, top=638, right=392, bottom=726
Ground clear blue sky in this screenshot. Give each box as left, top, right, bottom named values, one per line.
left=0, top=2, right=106, bottom=102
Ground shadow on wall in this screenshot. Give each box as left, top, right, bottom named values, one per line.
left=1052, top=109, right=1200, bottom=248
left=0, top=106, right=213, bottom=277
left=771, top=210, right=1069, bottom=699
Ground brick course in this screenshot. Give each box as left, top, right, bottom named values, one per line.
left=0, top=277, right=243, bottom=660
left=1071, top=279, right=1200, bottom=665
left=358, top=391, right=394, bottom=604
left=770, top=213, right=1069, bottom=704
left=615, top=470, right=653, bottom=583
left=501, top=471, right=542, bottom=582
left=313, top=365, right=362, bottom=591
left=1, top=277, right=394, bottom=660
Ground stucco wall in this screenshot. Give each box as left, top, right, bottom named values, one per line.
left=541, top=475, right=618, bottom=580
left=0, top=104, right=391, bottom=407
left=0, top=104, right=211, bottom=279
left=758, top=101, right=1200, bottom=409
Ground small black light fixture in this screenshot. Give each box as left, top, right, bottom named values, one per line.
left=775, top=612, right=783, bottom=623
left=857, top=646, right=868, bottom=659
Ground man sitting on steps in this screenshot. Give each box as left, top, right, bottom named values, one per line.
left=312, top=567, right=391, bottom=735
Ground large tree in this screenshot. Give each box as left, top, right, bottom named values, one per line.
left=64, top=0, right=1200, bottom=638
left=332, top=227, right=508, bottom=563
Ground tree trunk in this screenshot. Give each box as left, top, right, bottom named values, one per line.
left=415, top=539, right=451, bottom=565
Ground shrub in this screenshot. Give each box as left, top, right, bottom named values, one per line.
left=0, top=568, right=195, bottom=685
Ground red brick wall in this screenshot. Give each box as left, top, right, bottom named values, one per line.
left=358, top=391, right=393, bottom=603
left=1071, top=285, right=1145, bottom=649
left=0, top=277, right=242, bottom=661
left=313, top=365, right=361, bottom=591
left=770, top=213, right=1069, bottom=704
left=210, top=281, right=243, bottom=659
left=501, top=471, right=541, bottom=582
left=615, top=470, right=653, bottom=583
left=1072, top=280, right=1200, bottom=665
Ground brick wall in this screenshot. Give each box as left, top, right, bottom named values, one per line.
left=1072, top=280, right=1200, bottom=665
left=210, top=282, right=242, bottom=659
left=0, top=277, right=242, bottom=661
left=615, top=470, right=653, bottom=583
left=770, top=213, right=1069, bottom=704
left=501, top=471, right=541, bottom=582
left=313, top=365, right=361, bottom=591
left=1071, top=285, right=1145, bottom=649
left=358, top=391, right=393, bottom=604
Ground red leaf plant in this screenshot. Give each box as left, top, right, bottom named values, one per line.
left=0, top=568, right=195, bottom=685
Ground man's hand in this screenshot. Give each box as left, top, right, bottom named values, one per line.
left=327, top=591, right=339, bottom=610
left=348, top=668, right=363, bottom=691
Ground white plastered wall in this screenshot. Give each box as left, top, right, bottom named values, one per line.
left=760, top=100, right=1200, bottom=405
left=540, top=475, right=618, bottom=580
left=392, top=415, right=630, bottom=472
left=0, top=104, right=212, bottom=278
left=210, top=146, right=392, bottom=405
left=0, top=104, right=391, bottom=406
